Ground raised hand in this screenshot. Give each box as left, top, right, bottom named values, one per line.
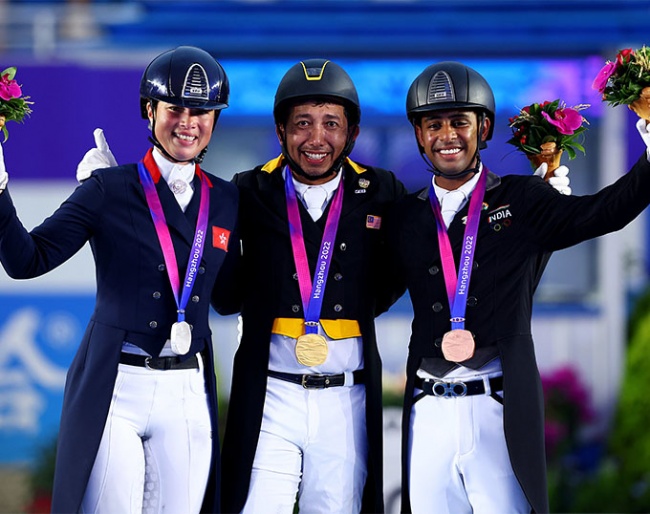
left=76, top=128, right=118, bottom=183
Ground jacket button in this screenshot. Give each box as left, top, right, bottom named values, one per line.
left=292, top=304, right=300, bottom=313
left=334, top=273, right=343, bottom=281
left=432, top=302, right=443, bottom=312
left=434, top=338, right=442, bottom=348
left=149, top=321, right=158, bottom=329
left=158, top=264, right=166, bottom=271
left=428, top=266, right=439, bottom=275
left=152, top=291, right=161, bottom=299
left=473, top=261, right=479, bottom=270
left=339, top=243, right=347, bottom=251
left=198, top=266, right=206, bottom=274
left=192, top=295, right=200, bottom=303
left=334, top=304, right=343, bottom=312
left=293, top=273, right=298, bottom=280
left=468, top=296, right=478, bottom=307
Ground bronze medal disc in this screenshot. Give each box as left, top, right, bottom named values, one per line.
left=441, top=329, right=475, bottom=362
left=295, top=333, right=328, bottom=366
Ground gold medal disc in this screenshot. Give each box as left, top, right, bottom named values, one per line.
left=295, top=333, right=328, bottom=366
left=441, top=329, right=475, bottom=362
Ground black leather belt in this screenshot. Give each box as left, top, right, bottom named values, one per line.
left=268, top=369, right=365, bottom=389
left=415, top=375, right=503, bottom=398
left=119, top=353, right=199, bottom=371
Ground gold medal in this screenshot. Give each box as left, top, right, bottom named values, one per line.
left=295, top=333, right=328, bottom=366
left=170, top=321, right=192, bottom=355
left=441, top=329, right=475, bottom=362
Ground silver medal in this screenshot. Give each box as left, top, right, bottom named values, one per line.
left=170, top=321, right=192, bottom=355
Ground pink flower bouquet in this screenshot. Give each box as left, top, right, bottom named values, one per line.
left=507, top=99, right=589, bottom=179
left=0, top=67, right=33, bottom=142
left=592, top=46, right=650, bottom=121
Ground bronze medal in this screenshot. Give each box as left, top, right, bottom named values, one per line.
left=441, top=329, right=475, bottom=362
left=170, top=321, right=192, bottom=355
left=295, top=333, right=328, bottom=366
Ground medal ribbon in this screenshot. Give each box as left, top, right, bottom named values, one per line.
left=285, top=168, right=344, bottom=335
left=428, top=169, right=487, bottom=330
left=138, top=161, right=210, bottom=324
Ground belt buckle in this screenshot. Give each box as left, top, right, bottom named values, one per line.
left=144, top=356, right=172, bottom=371
left=301, top=374, right=328, bottom=389
left=432, top=380, right=467, bottom=398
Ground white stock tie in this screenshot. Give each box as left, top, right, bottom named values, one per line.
left=441, top=190, right=467, bottom=228
left=168, top=167, right=194, bottom=212
left=303, top=186, right=328, bottom=221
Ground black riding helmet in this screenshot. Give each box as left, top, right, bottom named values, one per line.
left=406, top=62, right=495, bottom=179
left=273, top=59, right=360, bottom=181
left=140, top=46, right=230, bottom=163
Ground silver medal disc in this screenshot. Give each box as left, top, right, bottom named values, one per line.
left=170, top=321, right=192, bottom=355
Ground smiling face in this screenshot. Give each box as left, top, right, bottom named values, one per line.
left=278, top=101, right=358, bottom=185
left=148, top=100, right=216, bottom=163
left=415, top=109, right=490, bottom=188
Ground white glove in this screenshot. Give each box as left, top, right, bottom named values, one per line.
left=76, top=128, right=117, bottom=183
left=0, top=141, right=8, bottom=191
left=534, top=163, right=571, bottom=195
left=636, top=118, right=650, bottom=160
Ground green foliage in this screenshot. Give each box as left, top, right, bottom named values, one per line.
left=554, top=298, right=650, bottom=512
left=598, top=47, right=650, bottom=107
left=608, top=314, right=650, bottom=478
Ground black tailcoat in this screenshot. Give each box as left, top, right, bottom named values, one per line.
left=0, top=153, right=240, bottom=513
left=387, top=155, right=650, bottom=514
left=220, top=156, right=406, bottom=513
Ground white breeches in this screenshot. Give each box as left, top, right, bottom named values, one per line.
left=81, top=361, right=212, bottom=514
left=408, top=383, right=531, bottom=514
left=241, top=376, right=368, bottom=514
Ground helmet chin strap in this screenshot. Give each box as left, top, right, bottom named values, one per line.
left=148, top=135, right=207, bottom=165
left=425, top=151, right=482, bottom=180
left=279, top=126, right=356, bottom=183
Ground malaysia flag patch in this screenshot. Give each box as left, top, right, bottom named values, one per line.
left=366, top=215, right=382, bottom=229
left=212, top=226, right=231, bottom=251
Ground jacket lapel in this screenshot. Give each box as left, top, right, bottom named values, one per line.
left=340, top=159, right=373, bottom=219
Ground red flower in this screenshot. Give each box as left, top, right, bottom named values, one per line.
left=617, top=48, right=634, bottom=66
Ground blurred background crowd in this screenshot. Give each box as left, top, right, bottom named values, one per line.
left=1, top=1, right=649, bottom=512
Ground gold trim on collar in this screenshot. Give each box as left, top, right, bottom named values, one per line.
left=346, top=157, right=366, bottom=175
left=261, top=155, right=284, bottom=173
left=260, top=155, right=367, bottom=175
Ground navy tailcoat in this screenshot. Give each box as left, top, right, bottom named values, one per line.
left=387, top=155, right=650, bottom=513
left=0, top=150, right=240, bottom=513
